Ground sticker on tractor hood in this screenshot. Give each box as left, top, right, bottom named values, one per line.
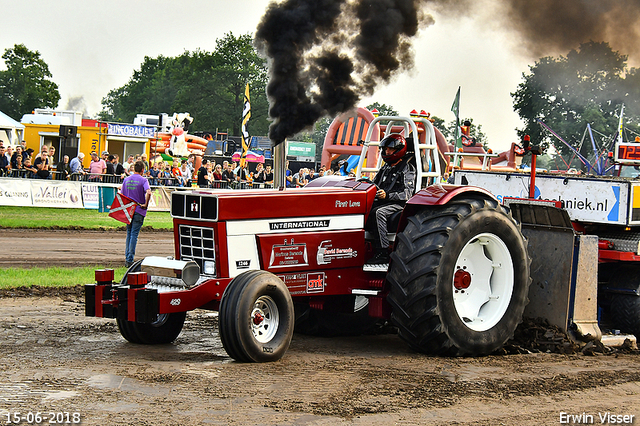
left=269, top=220, right=330, bottom=231
left=306, top=273, right=325, bottom=293
left=236, top=260, right=250, bottom=269
left=269, top=239, right=309, bottom=268
left=316, top=240, right=358, bottom=265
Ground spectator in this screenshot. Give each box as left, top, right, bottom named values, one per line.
left=186, top=154, right=195, bottom=175
left=11, top=146, right=23, bottom=170
left=123, top=154, right=134, bottom=172
left=161, top=164, right=172, bottom=186
left=237, top=164, right=249, bottom=183
left=222, top=160, right=234, bottom=186
left=114, top=154, right=126, bottom=177
left=211, top=164, right=223, bottom=188
left=0, top=146, right=9, bottom=176
left=33, top=149, right=51, bottom=179
left=23, top=158, right=37, bottom=178
left=10, top=146, right=23, bottom=176
left=5, top=145, right=13, bottom=164
left=140, top=153, right=149, bottom=171
left=121, top=161, right=151, bottom=268
left=101, top=151, right=109, bottom=163
left=57, top=155, right=71, bottom=180
left=24, top=148, right=35, bottom=163
left=106, top=154, right=116, bottom=175
left=88, top=151, right=106, bottom=180
left=35, top=144, right=49, bottom=161
left=265, top=165, right=274, bottom=183
left=70, top=152, right=86, bottom=178
left=48, top=145, right=57, bottom=167
left=149, top=161, right=161, bottom=186
left=196, top=159, right=209, bottom=188
left=180, top=161, right=192, bottom=186
left=172, top=160, right=184, bottom=187
left=254, top=163, right=266, bottom=183
left=292, top=168, right=308, bottom=187
left=285, top=161, right=293, bottom=187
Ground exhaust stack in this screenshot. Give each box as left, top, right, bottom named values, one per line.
left=273, top=140, right=287, bottom=190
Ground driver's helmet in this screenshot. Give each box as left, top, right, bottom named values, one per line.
left=379, top=134, right=407, bottom=163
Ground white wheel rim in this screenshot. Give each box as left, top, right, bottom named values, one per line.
left=452, top=233, right=514, bottom=332
left=251, top=295, right=280, bottom=343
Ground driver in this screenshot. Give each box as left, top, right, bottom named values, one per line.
left=365, top=134, right=416, bottom=265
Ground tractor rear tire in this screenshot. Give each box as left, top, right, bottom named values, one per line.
left=116, top=260, right=186, bottom=345
left=219, top=270, right=294, bottom=362
left=608, top=294, right=640, bottom=337
left=387, top=196, right=531, bottom=356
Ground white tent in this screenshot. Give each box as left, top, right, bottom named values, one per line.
left=0, top=111, right=25, bottom=147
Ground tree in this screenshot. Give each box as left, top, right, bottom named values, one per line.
left=366, top=102, right=398, bottom=116
left=512, top=41, right=640, bottom=166
left=100, top=33, right=269, bottom=136
left=0, top=44, right=60, bottom=120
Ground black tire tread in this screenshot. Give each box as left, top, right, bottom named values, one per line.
left=387, top=196, right=531, bottom=356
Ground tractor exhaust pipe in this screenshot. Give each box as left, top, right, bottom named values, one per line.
left=273, top=140, right=287, bottom=190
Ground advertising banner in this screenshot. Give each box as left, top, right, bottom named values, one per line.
left=82, top=183, right=100, bottom=210
left=30, top=180, right=84, bottom=208
left=148, top=186, right=172, bottom=211
left=0, top=179, right=32, bottom=206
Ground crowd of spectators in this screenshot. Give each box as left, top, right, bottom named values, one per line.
left=1, top=141, right=339, bottom=190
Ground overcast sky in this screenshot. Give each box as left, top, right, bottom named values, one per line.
left=2, top=0, right=542, bottom=151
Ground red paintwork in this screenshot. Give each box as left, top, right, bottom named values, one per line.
left=599, top=250, right=640, bottom=262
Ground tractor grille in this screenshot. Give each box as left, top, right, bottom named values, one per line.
left=178, top=225, right=215, bottom=274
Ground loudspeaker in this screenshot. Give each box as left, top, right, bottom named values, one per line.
left=59, top=125, right=77, bottom=137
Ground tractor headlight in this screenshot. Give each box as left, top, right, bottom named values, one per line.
left=203, top=260, right=216, bottom=276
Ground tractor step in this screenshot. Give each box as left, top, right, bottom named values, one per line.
left=363, top=263, right=389, bottom=272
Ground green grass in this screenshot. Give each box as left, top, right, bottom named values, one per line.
left=0, top=206, right=173, bottom=229
left=0, top=266, right=128, bottom=289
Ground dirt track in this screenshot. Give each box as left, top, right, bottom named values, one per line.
left=1, top=230, right=640, bottom=425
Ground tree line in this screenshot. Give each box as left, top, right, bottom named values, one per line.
left=2, top=37, right=640, bottom=169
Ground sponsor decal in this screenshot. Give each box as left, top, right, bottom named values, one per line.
left=316, top=240, right=358, bottom=265
left=269, top=220, right=329, bottom=231
left=306, top=272, right=325, bottom=293
left=236, top=259, right=251, bottom=269
left=170, top=298, right=181, bottom=306
left=278, top=272, right=325, bottom=295
left=269, top=239, right=308, bottom=268
left=335, top=200, right=361, bottom=208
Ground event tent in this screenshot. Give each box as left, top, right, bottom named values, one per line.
left=0, top=111, right=24, bottom=146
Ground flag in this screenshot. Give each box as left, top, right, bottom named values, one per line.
left=451, top=86, right=462, bottom=166
left=240, top=83, right=251, bottom=168
left=109, top=192, right=137, bottom=224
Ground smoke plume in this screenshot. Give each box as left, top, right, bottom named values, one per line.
left=255, top=0, right=640, bottom=144
left=255, top=0, right=432, bottom=144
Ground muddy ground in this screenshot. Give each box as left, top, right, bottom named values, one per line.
left=1, top=229, right=639, bottom=425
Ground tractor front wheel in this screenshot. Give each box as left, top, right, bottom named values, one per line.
left=387, top=196, right=531, bottom=356
left=219, top=270, right=294, bottom=362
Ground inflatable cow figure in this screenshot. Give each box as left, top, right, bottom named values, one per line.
left=166, top=112, right=194, bottom=157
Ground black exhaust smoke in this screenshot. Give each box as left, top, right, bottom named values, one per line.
left=255, top=0, right=431, bottom=146
left=256, top=0, right=640, bottom=147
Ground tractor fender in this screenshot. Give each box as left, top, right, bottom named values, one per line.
left=397, top=185, right=498, bottom=234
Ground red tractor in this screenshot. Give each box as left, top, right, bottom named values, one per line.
left=86, top=114, right=579, bottom=362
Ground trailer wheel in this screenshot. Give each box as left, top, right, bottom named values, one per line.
left=387, top=196, right=531, bottom=356
left=219, top=270, right=294, bottom=362
left=116, top=260, right=186, bottom=345
left=608, top=294, right=640, bottom=337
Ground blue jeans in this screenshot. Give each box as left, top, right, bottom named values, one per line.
left=125, top=212, right=145, bottom=264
